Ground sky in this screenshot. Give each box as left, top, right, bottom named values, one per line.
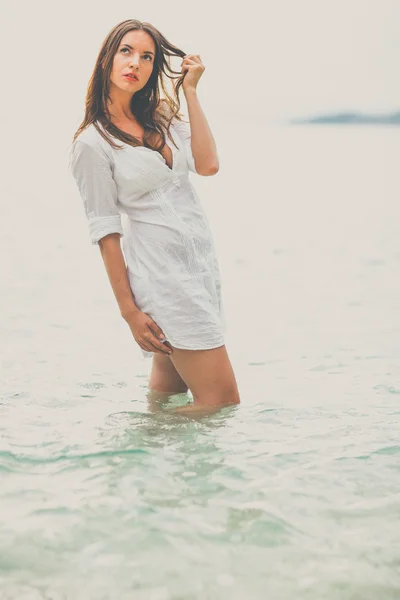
left=0, top=0, right=398, bottom=133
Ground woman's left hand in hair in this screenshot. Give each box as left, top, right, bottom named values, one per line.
left=181, top=54, right=205, bottom=92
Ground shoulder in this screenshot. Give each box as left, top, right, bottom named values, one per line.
left=73, top=123, right=112, bottom=151
left=69, top=123, right=114, bottom=165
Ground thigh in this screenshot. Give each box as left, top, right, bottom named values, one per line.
left=148, top=352, right=188, bottom=394
left=169, top=345, right=240, bottom=406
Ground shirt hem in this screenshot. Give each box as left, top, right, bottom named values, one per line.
left=141, top=339, right=225, bottom=358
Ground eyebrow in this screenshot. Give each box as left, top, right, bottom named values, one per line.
left=121, top=43, right=154, bottom=55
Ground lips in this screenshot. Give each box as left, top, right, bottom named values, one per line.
left=124, top=73, right=138, bottom=81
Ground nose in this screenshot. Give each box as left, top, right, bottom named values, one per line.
left=129, top=52, right=140, bottom=69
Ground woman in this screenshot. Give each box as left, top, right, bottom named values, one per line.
left=69, top=19, right=240, bottom=413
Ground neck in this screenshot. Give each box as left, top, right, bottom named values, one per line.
left=107, top=85, right=136, bottom=123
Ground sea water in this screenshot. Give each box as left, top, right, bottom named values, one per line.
left=0, top=125, right=399, bottom=599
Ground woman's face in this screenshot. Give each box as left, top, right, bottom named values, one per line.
left=110, top=29, right=156, bottom=95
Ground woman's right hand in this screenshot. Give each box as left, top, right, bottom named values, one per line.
left=124, top=310, right=172, bottom=355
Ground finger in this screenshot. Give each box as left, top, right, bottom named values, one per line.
left=139, top=341, right=153, bottom=353
left=181, top=63, right=203, bottom=74
left=147, top=321, right=165, bottom=341
left=182, top=63, right=204, bottom=73
left=149, top=336, right=172, bottom=355
left=149, top=341, right=171, bottom=355
left=182, top=56, right=198, bottom=63
left=145, top=339, right=166, bottom=355
left=184, top=54, right=201, bottom=61
left=144, top=331, right=171, bottom=354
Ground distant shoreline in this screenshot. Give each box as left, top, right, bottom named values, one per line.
left=290, top=111, right=400, bottom=125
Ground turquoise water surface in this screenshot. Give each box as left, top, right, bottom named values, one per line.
left=1, top=125, right=399, bottom=599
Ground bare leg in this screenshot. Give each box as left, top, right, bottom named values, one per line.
left=148, top=352, right=188, bottom=394
left=167, top=344, right=240, bottom=414
left=147, top=354, right=189, bottom=414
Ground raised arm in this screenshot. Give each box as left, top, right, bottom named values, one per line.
left=183, top=87, right=219, bottom=176
left=180, top=53, right=219, bottom=176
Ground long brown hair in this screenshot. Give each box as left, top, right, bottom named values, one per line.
left=72, top=19, right=188, bottom=151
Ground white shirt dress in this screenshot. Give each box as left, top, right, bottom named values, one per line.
left=68, top=115, right=226, bottom=358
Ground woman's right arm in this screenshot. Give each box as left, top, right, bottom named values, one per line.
left=69, top=139, right=170, bottom=355
left=98, top=233, right=138, bottom=320
left=98, top=234, right=171, bottom=355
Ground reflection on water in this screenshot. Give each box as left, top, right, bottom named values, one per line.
left=1, top=126, right=400, bottom=598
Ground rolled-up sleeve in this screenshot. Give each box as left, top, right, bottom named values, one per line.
left=171, top=116, right=198, bottom=174
left=69, top=140, right=123, bottom=245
